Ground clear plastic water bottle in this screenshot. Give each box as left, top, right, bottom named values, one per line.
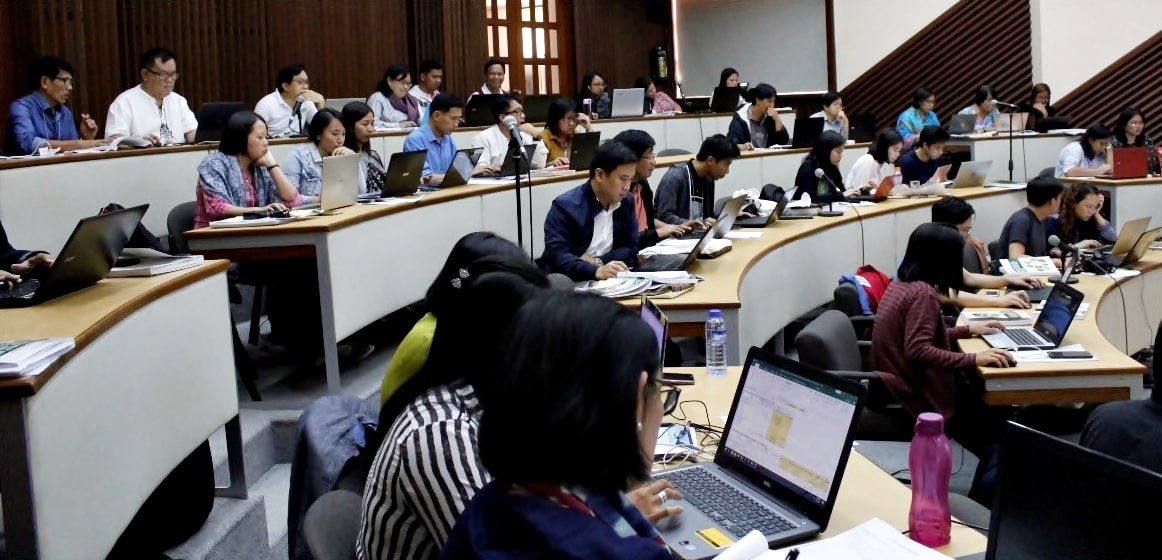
left=892, top=166, right=903, bottom=188
left=908, top=412, right=952, bottom=547
left=705, top=309, right=727, bottom=376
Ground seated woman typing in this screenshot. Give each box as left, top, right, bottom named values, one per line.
left=366, top=64, right=420, bottom=128
left=1111, top=107, right=1160, bottom=175
left=871, top=223, right=1015, bottom=491
left=793, top=131, right=858, bottom=200
left=726, top=83, right=789, bottom=151
left=845, top=128, right=902, bottom=193
left=193, top=111, right=301, bottom=228
left=441, top=291, right=678, bottom=560
left=340, top=101, right=386, bottom=193
left=957, top=85, right=1001, bottom=132
left=1045, top=183, right=1116, bottom=251
left=1055, top=124, right=1111, bottom=177
left=282, top=108, right=355, bottom=202
left=539, top=98, right=592, bottom=167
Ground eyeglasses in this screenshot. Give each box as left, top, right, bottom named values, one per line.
left=293, top=78, right=310, bottom=87
left=659, top=380, right=681, bottom=416
left=146, top=68, right=179, bottom=81
left=503, top=108, right=525, bottom=116
left=52, top=76, right=74, bottom=86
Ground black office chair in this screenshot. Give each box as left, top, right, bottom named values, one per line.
left=1037, top=166, right=1056, bottom=179
left=987, top=240, right=1000, bottom=261
left=795, top=310, right=913, bottom=441
left=832, top=283, right=876, bottom=341
left=302, top=490, right=362, bottom=560
left=167, top=202, right=261, bottom=401
left=657, top=148, right=692, bottom=157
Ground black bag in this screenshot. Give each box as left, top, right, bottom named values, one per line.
left=99, top=203, right=167, bottom=253
left=760, top=183, right=786, bottom=202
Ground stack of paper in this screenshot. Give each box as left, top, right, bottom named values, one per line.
left=998, top=256, right=1057, bottom=275
left=110, top=248, right=204, bottom=278
left=642, top=238, right=733, bottom=258
left=574, top=276, right=652, bottom=298
left=209, top=215, right=298, bottom=228
left=0, top=338, right=75, bottom=378
left=961, top=309, right=1034, bottom=326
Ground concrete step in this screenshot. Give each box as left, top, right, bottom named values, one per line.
left=209, top=408, right=300, bottom=490
left=165, top=463, right=293, bottom=560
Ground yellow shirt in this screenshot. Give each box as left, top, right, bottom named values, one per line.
left=379, top=313, right=437, bottom=404
left=541, top=129, right=569, bottom=163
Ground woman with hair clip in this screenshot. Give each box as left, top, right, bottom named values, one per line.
left=340, top=101, right=386, bottom=193
left=1111, top=107, right=1160, bottom=175
left=366, top=63, right=420, bottom=127
left=441, top=291, right=681, bottom=559
left=575, top=71, right=611, bottom=119
left=896, top=88, right=940, bottom=149
left=1045, top=182, right=1116, bottom=251
left=1055, top=124, right=1112, bottom=177
left=282, top=108, right=356, bottom=202
left=793, top=130, right=861, bottom=200
left=957, top=85, right=1000, bottom=132
left=846, top=127, right=903, bottom=193
left=726, top=82, right=788, bottom=151
left=872, top=223, right=1015, bottom=496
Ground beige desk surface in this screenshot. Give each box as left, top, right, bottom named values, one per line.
left=959, top=254, right=1157, bottom=404
left=0, top=260, right=230, bottom=397
left=661, top=367, right=987, bottom=557
left=1060, top=176, right=1162, bottom=187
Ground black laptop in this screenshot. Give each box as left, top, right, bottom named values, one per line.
left=497, top=143, right=538, bottom=177
left=791, top=116, right=826, bottom=149
left=372, top=149, right=428, bottom=198
left=637, top=220, right=720, bottom=273
left=657, top=347, right=866, bottom=559
left=522, top=94, right=558, bottom=123
left=194, top=102, right=246, bottom=143
left=463, top=93, right=502, bottom=128
left=568, top=132, right=602, bottom=171
left=735, top=195, right=813, bottom=227
left=709, top=87, right=742, bottom=113
left=0, top=205, right=148, bottom=308
left=677, top=195, right=746, bottom=240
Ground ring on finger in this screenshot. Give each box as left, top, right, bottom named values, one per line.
left=656, top=489, right=668, bottom=504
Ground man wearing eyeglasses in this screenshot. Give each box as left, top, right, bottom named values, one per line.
left=255, top=63, right=325, bottom=137
left=4, top=56, right=116, bottom=155
left=106, top=47, right=198, bottom=145
left=471, top=95, right=548, bottom=173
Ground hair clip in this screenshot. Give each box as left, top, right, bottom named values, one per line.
left=450, top=267, right=470, bottom=289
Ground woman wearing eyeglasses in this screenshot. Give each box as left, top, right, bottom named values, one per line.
left=539, top=98, right=593, bottom=167
left=367, top=64, right=420, bottom=128
left=440, top=291, right=683, bottom=559
left=1111, top=107, right=1160, bottom=176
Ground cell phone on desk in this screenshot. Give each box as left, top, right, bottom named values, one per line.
left=1047, top=350, right=1092, bottom=359
left=662, top=372, right=695, bottom=385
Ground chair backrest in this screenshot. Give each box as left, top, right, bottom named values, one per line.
left=963, top=242, right=984, bottom=274
left=1038, top=166, right=1056, bottom=179
left=167, top=201, right=198, bottom=254
left=987, top=240, right=1000, bottom=260
left=657, top=148, right=692, bottom=157
left=302, top=490, right=362, bottom=560
left=832, top=284, right=864, bottom=317
left=796, top=309, right=863, bottom=372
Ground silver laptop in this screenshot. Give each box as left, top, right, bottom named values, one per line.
left=984, top=282, right=1084, bottom=350
left=948, top=113, right=976, bottom=135
left=426, top=147, right=482, bottom=190
left=1098, top=216, right=1150, bottom=255
left=317, top=153, right=360, bottom=213
left=657, top=347, right=866, bottom=560
left=324, top=97, right=364, bottom=112
left=610, top=88, right=646, bottom=118
left=947, top=159, right=992, bottom=188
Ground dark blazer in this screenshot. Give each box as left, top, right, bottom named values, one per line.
left=727, top=108, right=790, bottom=148
left=541, top=182, right=639, bottom=281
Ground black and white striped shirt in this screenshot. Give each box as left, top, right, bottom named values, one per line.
left=357, top=380, right=488, bottom=560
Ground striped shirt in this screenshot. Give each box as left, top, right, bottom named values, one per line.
left=357, top=380, right=488, bottom=560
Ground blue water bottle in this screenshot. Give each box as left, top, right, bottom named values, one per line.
left=705, top=309, right=727, bottom=376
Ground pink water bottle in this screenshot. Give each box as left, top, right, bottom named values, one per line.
left=908, top=412, right=952, bottom=547
left=583, top=98, right=593, bottom=118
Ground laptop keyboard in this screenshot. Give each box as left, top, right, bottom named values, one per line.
left=664, top=467, right=796, bottom=538
left=637, top=253, right=686, bottom=272
left=0, top=279, right=39, bottom=300
left=1005, top=328, right=1044, bottom=347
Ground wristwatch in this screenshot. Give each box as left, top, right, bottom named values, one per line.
left=593, top=257, right=604, bottom=267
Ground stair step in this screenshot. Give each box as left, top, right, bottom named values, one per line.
left=165, top=493, right=269, bottom=560
left=208, top=408, right=300, bottom=489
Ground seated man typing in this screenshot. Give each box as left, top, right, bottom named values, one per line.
left=931, top=196, right=1041, bottom=309
left=996, top=175, right=1064, bottom=265
left=541, top=141, right=640, bottom=281
left=897, top=125, right=950, bottom=185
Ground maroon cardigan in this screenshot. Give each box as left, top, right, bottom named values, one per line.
left=870, top=281, right=976, bottom=420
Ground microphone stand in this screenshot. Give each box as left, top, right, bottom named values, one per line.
left=998, top=107, right=1018, bottom=184
left=508, top=132, right=527, bottom=256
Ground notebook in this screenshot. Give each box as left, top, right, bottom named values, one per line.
left=657, top=347, right=866, bottom=560
left=0, top=205, right=148, bottom=308
left=984, top=281, right=1084, bottom=350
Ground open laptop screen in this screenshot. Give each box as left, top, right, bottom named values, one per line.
left=718, top=357, right=860, bottom=507
left=1033, top=283, right=1082, bottom=345
left=639, top=295, right=668, bottom=366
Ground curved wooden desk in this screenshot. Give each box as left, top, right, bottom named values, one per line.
left=660, top=367, right=987, bottom=558
left=0, top=262, right=241, bottom=559
left=945, top=131, right=1076, bottom=183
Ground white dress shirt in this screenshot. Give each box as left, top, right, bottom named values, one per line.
left=254, top=89, right=317, bottom=137
left=105, top=85, right=198, bottom=143
left=408, top=85, right=437, bottom=106
left=845, top=153, right=894, bottom=189
left=472, top=125, right=549, bottom=169
left=586, top=201, right=621, bottom=258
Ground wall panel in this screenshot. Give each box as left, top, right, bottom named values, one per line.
left=1056, top=30, right=1162, bottom=140
left=573, top=0, right=667, bottom=92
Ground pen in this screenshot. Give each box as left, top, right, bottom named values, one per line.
left=785, top=548, right=800, bottom=560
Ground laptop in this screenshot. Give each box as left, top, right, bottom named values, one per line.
left=678, top=195, right=747, bottom=240
left=324, top=97, right=364, bottom=112
left=983, top=281, right=1084, bottom=350
left=522, top=94, right=558, bottom=123
left=1016, top=252, right=1077, bottom=303
left=568, top=132, right=601, bottom=171
left=1109, top=146, right=1149, bottom=179
left=424, top=148, right=482, bottom=190
left=463, top=93, right=502, bottom=127
left=657, top=347, right=866, bottom=560
left=945, top=159, right=992, bottom=188
left=982, top=422, right=1162, bottom=560
left=709, top=87, right=741, bottom=114
left=0, top=205, right=148, bottom=308
left=375, top=149, right=428, bottom=198
left=848, top=175, right=896, bottom=203
left=995, top=112, right=1029, bottom=133
left=637, top=220, right=719, bottom=273
left=640, top=295, right=668, bottom=364
left=948, top=114, right=976, bottom=135
left=1097, top=216, right=1149, bottom=255
left=790, top=117, right=825, bottom=149
left=610, top=88, right=646, bottom=119
left=849, top=113, right=876, bottom=143
left=300, top=153, right=360, bottom=213
left=1100, top=226, right=1162, bottom=268
left=193, top=102, right=246, bottom=143
left=497, top=143, right=538, bottom=177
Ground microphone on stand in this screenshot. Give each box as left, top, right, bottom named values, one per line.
left=993, top=99, right=1019, bottom=110
left=502, top=115, right=522, bottom=147
left=1048, top=235, right=1081, bottom=284
left=814, top=168, right=845, bottom=217
left=291, top=98, right=304, bottom=137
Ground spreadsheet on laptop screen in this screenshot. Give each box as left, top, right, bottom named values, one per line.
left=720, top=360, right=859, bottom=506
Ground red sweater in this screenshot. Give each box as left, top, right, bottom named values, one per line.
left=871, top=281, right=976, bottom=420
